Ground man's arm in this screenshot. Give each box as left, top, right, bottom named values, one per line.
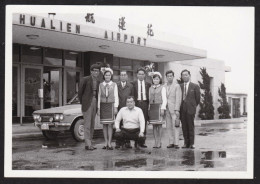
left=195, top=84, right=201, bottom=106
left=175, top=84, right=182, bottom=111
left=138, top=109, right=145, bottom=133
left=78, top=77, right=86, bottom=104
left=115, top=109, right=123, bottom=130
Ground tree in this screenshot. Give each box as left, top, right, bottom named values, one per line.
left=217, top=83, right=231, bottom=119
left=198, top=67, right=215, bottom=120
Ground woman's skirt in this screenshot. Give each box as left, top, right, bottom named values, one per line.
left=149, top=103, right=164, bottom=125
left=100, top=102, right=115, bottom=124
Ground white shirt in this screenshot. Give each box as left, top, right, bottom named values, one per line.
left=184, top=81, right=190, bottom=96
left=115, top=106, right=145, bottom=133
left=121, top=81, right=126, bottom=88
left=150, top=84, right=167, bottom=110
left=97, top=81, right=119, bottom=108
left=137, top=79, right=146, bottom=100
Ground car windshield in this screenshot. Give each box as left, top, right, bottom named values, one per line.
left=67, top=93, right=80, bottom=104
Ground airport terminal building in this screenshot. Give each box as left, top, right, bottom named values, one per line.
left=12, top=13, right=230, bottom=124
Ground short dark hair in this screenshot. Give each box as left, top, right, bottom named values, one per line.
left=126, top=96, right=135, bottom=101
left=181, top=69, right=191, bottom=76
left=165, top=70, right=174, bottom=77
left=136, top=67, right=146, bottom=74
left=120, top=70, right=128, bottom=75
left=152, top=74, right=162, bottom=84
left=103, top=70, right=113, bottom=80
left=90, top=64, right=100, bottom=71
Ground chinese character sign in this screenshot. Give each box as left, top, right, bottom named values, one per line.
left=85, top=13, right=95, bottom=23
left=118, top=17, right=126, bottom=31
left=147, top=24, right=154, bottom=37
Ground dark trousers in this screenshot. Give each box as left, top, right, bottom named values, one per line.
left=181, top=110, right=195, bottom=146
left=115, top=120, right=130, bottom=146
left=114, top=128, right=145, bottom=146
left=135, top=101, right=148, bottom=145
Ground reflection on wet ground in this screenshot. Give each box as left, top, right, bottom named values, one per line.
left=12, top=122, right=247, bottom=171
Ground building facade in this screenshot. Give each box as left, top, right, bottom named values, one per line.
left=12, top=13, right=230, bottom=123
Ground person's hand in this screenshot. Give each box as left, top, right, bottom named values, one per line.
left=160, top=109, right=165, bottom=116
left=116, top=128, right=121, bottom=132
left=175, top=110, right=180, bottom=118
left=114, top=107, right=118, bottom=115
left=97, top=108, right=100, bottom=116
left=139, top=132, right=144, bottom=137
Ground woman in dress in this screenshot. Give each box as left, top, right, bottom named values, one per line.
left=149, top=72, right=167, bottom=148
left=97, top=68, right=118, bottom=150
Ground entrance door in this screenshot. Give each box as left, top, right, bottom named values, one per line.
left=22, top=65, right=43, bottom=117
left=232, top=98, right=240, bottom=118
left=43, top=66, right=62, bottom=108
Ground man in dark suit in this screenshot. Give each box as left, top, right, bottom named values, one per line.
left=115, top=71, right=134, bottom=149
left=78, top=64, right=100, bottom=151
left=180, top=69, right=201, bottom=149
left=132, top=67, right=151, bottom=148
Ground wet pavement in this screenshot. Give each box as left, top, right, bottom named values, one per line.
left=12, top=122, right=247, bottom=171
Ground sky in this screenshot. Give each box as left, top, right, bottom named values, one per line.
left=34, top=6, right=254, bottom=94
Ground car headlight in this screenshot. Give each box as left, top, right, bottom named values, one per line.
left=54, top=114, right=64, bottom=121
left=59, top=114, right=64, bottom=120
left=33, top=114, right=41, bottom=121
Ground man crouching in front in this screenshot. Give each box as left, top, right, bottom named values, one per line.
left=114, top=96, right=145, bottom=149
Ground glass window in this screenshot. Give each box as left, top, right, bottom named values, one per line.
left=113, top=70, right=120, bottom=82
left=12, top=66, right=18, bottom=116
left=228, top=97, right=232, bottom=112
left=120, top=58, right=132, bottom=70
left=44, top=48, right=62, bottom=66
left=21, top=45, right=42, bottom=64
left=24, top=68, right=42, bottom=116
left=113, top=57, right=120, bottom=69
left=127, top=71, right=133, bottom=82
left=13, top=44, right=19, bottom=63
left=66, top=71, right=80, bottom=103
left=65, top=51, right=82, bottom=68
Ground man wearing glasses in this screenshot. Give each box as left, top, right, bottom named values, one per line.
left=78, top=64, right=101, bottom=150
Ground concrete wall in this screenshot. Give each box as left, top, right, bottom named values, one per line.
left=162, top=58, right=226, bottom=120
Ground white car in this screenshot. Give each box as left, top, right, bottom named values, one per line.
left=33, top=94, right=85, bottom=141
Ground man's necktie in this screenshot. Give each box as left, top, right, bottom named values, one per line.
left=140, top=81, right=143, bottom=101
left=183, top=83, right=187, bottom=100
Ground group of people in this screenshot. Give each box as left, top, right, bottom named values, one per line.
left=78, top=64, right=200, bottom=151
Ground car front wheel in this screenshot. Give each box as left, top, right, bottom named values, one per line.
left=42, top=130, right=59, bottom=140
left=72, top=119, right=85, bottom=142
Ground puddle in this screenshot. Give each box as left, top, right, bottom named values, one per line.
left=114, top=158, right=147, bottom=168
left=78, top=165, right=95, bottom=170
left=54, top=149, right=76, bottom=155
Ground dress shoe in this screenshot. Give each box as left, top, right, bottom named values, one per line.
left=107, top=146, right=113, bottom=150
left=190, top=145, right=195, bottom=149
left=102, top=146, right=107, bottom=150
left=167, top=144, right=175, bottom=148
left=182, top=144, right=189, bottom=149
left=85, top=146, right=96, bottom=150
left=139, top=144, right=147, bottom=148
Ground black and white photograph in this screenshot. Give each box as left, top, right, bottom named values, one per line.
left=4, top=5, right=254, bottom=179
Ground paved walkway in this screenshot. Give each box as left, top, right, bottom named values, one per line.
left=12, top=121, right=247, bottom=171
